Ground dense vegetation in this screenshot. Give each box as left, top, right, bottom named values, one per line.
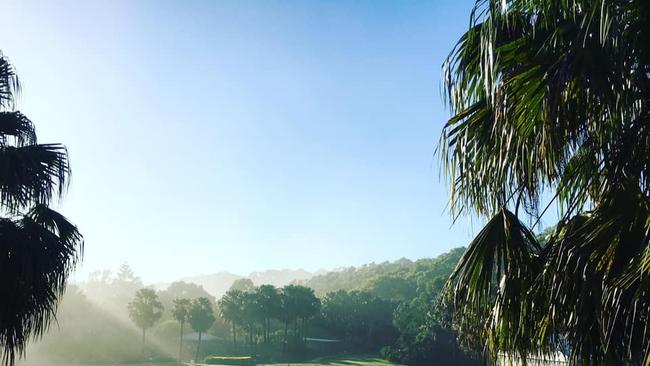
left=440, top=0, right=650, bottom=364
left=17, top=248, right=473, bottom=365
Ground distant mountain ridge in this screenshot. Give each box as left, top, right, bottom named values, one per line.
left=152, top=248, right=465, bottom=300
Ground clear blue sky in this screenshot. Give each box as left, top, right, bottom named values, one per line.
left=1, top=0, right=484, bottom=283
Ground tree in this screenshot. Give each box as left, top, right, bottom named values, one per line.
left=229, top=278, right=255, bottom=292
left=439, top=0, right=650, bottom=364
left=280, top=285, right=320, bottom=343
left=255, top=285, right=281, bottom=344
left=189, top=297, right=215, bottom=362
left=0, top=52, right=82, bottom=366
left=128, top=289, right=164, bottom=358
left=171, top=298, right=191, bottom=361
left=160, top=281, right=215, bottom=304
left=219, top=289, right=244, bottom=346
left=321, top=290, right=396, bottom=351
left=116, top=262, right=141, bottom=284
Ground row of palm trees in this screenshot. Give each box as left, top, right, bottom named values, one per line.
left=127, top=284, right=320, bottom=362
left=218, top=284, right=320, bottom=350
left=127, top=289, right=215, bottom=362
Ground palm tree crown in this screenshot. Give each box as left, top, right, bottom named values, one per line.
left=0, top=52, right=82, bottom=366
left=439, top=0, right=649, bottom=364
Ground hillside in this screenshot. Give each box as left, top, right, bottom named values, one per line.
left=180, top=268, right=323, bottom=298
left=302, top=247, right=465, bottom=299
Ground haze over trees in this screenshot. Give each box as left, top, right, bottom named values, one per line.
left=128, top=289, right=164, bottom=358
left=188, top=297, right=216, bottom=361
left=13, top=248, right=469, bottom=365
left=439, top=0, right=650, bottom=364
left=171, top=298, right=191, bottom=361
left=0, top=52, right=82, bottom=366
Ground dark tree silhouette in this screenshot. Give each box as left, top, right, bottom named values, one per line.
left=280, top=285, right=320, bottom=343
left=189, top=297, right=215, bottom=362
left=439, top=0, right=650, bottom=364
left=127, top=289, right=163, bottom=358
left=256, top=285, right=281, bottom=344
left=219, top=289, right=244, bottom=347
left=0, top=52, right=82, bottom=366
left=171, top=298, right=191, bottom=361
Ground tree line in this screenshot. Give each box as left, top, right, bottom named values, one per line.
left=124, top=248, right=476, bottom=365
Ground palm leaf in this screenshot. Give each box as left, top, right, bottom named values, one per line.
left=0, top=54, right=20, bottom=110
left=0, top=144, right=70, bottom=212
left=444, top=209, right=541, bottom=360
left=0, top=112, right=36, bottom=147
left=0, top=205, right=82, bottom=366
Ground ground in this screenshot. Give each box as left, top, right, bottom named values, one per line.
left=265, top=355, right=404, bottom=366
left=76, top=355, right=404, bottom=366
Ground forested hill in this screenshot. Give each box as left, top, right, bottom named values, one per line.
left=301, top=247, right=465, bottom=299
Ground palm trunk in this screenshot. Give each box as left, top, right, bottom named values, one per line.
left=250, top=325, right=254, bottom=354
left=141, top=328, right=146, bottom=360
left=293, top=319, right=298, bottom=338
left=178, top=320, right=184, bottom=362
left=284, top=320, right=288, bottom=342
left=194, top=331, right=202, bottom=362
left=232, top=321, right=237, bottom=345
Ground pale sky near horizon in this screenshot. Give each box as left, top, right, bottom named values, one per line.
left=0, top=0, right=507, bottom=283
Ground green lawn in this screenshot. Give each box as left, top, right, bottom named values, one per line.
left=75, top=355, right=403, bottom=366
left=264, top=355, right=404, bottom=366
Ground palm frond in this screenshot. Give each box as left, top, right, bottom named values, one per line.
left=0, top=112, right=36, bottom=147
left=0, top=205, right=82, bottom=366
left=0, top=54, right=20, bottom=111
left=444, top=209, right=541, bottom=360
left=0, top=144, right=70, bottom=212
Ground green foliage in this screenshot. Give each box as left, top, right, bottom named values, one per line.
left=128, top=289, right=164, bottom=331
left=171, top=298, right=191, bottom=324
left=189, top=297, right=215, bottom=333
left=0, top=51, right=82, bottom=366
left=439, top=0, right=650, bottom=364
left=229, top=278, right=255, bottom=293
left=203, top=355, right=256, bottom=365
left=320, top=290, right=397, bottom=351
left=280, top=285, right=320, bottom=323
left=305, top=249, right=463, bottom=301
left=160, top=281, right=215, bottom=306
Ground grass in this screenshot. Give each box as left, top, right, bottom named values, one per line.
left=75, top=355, right=403, bottom=366
left=264, top=355, right=404, bottom=366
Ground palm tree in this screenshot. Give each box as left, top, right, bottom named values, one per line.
left=439, top=0, right=650, bottom=364
left=256, top=285, right=281, bottom=344
left=128, top=289, right=164, bottom=359
left=189, top=297, right=215, bottom=362
left=171, top=298, right=191, bottom=361
left=0, top=52, right=82, bottom=366
left=219, top=289, right=245, bottom=346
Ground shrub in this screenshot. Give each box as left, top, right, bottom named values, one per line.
left=203, top=355, right=255, bottom=365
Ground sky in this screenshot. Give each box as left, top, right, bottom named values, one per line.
left=0, top=0, right=486, bottom=283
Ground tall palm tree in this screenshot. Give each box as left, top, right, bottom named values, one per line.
left=171, top=298, right=191, bottom=361
left=189, top=297, right=215, bottom=362
left=219, top=289, right=244, bottom=347
left=0, top=52, right=82, bottom=366
left=439, top=0, right=649, bottom=364
left=128, top=288, right=164, bottom=359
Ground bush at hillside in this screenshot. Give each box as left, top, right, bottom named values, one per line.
left=203, top=355, right=256, bottom=365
